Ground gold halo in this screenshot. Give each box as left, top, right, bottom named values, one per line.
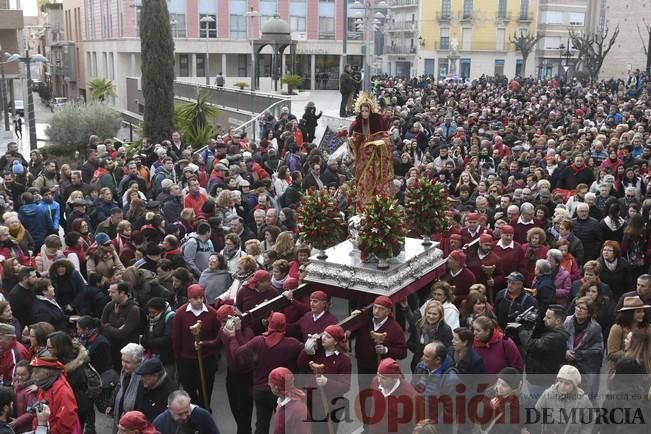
left=353, top=92, right=380, bottom=115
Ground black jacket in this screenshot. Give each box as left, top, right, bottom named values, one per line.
left=7, top=284, right=35, bottom=327
left=136, top=373, right=178, bottom=422
left=572, top=216, right=603, bottom=261
left=494, top=289, right=538, bottom=331
left=32, top=298, right=68, bottom=332
left=597, top=257, right=635, bottom=301
left=280, top=183, right=303, bottom=209
left=525, top=326, right=570, bottom=385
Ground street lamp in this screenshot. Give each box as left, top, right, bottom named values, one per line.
left=351, top=0, right=388, bottom=92
left=199, top=15, right=215, bottom=86
left=246, top=8, right=260, bottom=91
left=5, top=50, right=48, bottom=150
left=560, top=39, right=573, bottom=84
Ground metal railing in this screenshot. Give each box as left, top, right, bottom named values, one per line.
left=431, top=40, right=513, bottom=52
left=384, top=46, right=417, bottom=54
left=436, top=12, right=452, bottom=21
left=389, top=0, right=418, bottom=7
left=518, top=12, right=534, bottom=22
left=386, top=21, right=417, bottom=32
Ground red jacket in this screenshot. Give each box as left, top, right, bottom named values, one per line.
left=183, top=192, right=208, bottom=216
left=33, top=373, right=81, bottom=434
left=0, top=340, right=29, bottom=386
left=172, top=303, right=221, bottom=360
left=351, top=314, right=408, bottom=374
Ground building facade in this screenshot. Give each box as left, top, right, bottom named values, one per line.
left=382, top=0, right=419, bottom=77
left=419, top=0, right=539, bottom=79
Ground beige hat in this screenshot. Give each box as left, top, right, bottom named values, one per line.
left=618, top=296, right=651, bottom=312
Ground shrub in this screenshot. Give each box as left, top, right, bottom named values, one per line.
left=45, top=102, right=122, bottom=152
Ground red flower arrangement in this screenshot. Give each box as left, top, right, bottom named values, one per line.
left=358, top=194, right=406, bottom=260
left=405, top=176, right=449, bottom=239
left=297, top=190, right=347, bottom=252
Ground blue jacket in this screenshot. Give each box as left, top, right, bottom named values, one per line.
left=18, top=203, right=51, bottom=249
left=37, top=199, right=60, bottom=231
left=153, top=405, right=219, bottom=434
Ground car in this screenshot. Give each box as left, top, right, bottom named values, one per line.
left=50, top=97, right=68, bottom=110
left=31, top=80, right=47, bottom=93
left=13, top=100, right=24, bottom=116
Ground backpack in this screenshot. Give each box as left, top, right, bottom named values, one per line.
left=82, top=363, right=103, bottom=399
left=286, top=152, right=302, bottom=172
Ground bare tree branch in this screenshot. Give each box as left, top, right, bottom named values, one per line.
left=638, top=21, right=650, bottom=57
left=569, top=24, right=620, bottom=80
left=509, top=31, right=542, bottom=77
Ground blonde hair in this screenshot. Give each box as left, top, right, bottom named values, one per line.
left=66, top=191, right=84, bottom=204
left=417, top=299, right=445, bottom=329
left=244, top=239, right=262, bottom=256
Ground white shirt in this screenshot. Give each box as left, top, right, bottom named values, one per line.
left=496, top=239, right=514, bottom=249
left=186, top=303, right=209, bottom=317
left=325, top=350, right=340, bottom=358
left=277, top=396, right=291, bottom=407
left=379, top=379, right=401, bottom=397
left=517, top=216, right=534, bottom=225
left=313, top=311, right=325, bottom=322
left=373, top=317, right=388, bottom=331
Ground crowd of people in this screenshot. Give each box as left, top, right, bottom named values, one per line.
left=0, top=70, right=650, bottom=434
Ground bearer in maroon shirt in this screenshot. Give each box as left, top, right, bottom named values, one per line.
left=268, top=367, right=311, bottom=434
left=442, top=249, right=476, bottom=306
left=171, top=283, right=221, bottom=411
left=288, top=290, right=338, bottom=341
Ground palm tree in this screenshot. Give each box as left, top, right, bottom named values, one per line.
left=174, top=90, right=221, bottom=147
left=88, top=78, right=117, bottom=102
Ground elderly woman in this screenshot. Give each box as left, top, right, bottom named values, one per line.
left=597, top=240, right=634, bottom=301
left=563, top=296, right=604, bottom=399
left=543, top=249, right=572, bottom=306
left=217, top=254, right=257, bottom=304
left=0, top=225, right=29, bottom=266
left=221, top=233, right=244, bottom=274
left=270, top=259, right=290, bottom=293
left=520, top=227, right=548, bottom=286
left=199, top=253, right=233, bottom=306
left=533, top=259, right=556, bottom=314
left=109, top=343, right=145, bottom=431
left=404, top=299, right=453, bottom=372
left=2, top=211, right=34, bottom=257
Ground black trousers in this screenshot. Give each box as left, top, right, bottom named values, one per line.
left=226, top=370, right=254, bottom=434
left=340, top=93, right=350, bottom=117
left=253, top=389, right=277, bottom=434
left=177, top=355, right=217, bottom=410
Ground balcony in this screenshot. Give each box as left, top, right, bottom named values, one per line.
left=384, top=45, right=417, bottom=55
left=518, top=12, right=534, bottom=22
left=318, top=32, right=335, bottom=40
left=496, top=12, right=512, bottom=22
left=432, top=40, right=513, bottom=52
left=389, top=0, right=418, bottom=7
left=436, top=12, right=452, bottom=22
left=460, top=12, right=473, bottom=22
left=386, top=21, right=417, bottom=33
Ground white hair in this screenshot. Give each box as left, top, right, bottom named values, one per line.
left=121, top=343, right=144, bottom=364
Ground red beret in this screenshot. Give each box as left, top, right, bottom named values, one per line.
left=283, top=277, right=299, bottom=290
left=374, top=295, right=393, bottom=309
left=448, top=249, right=467, bottom=264
left=187, top=284, right=204, bottom=299
left=118, top=411, right=159, bottom=434
left=378, top=358, right=403, bottom=378
left=247, top=270, right=271, bottom=286
left=264, top=312, right=287, bottom=334
left=216, top=304, right=237, bottom=322
left=323, top=324, right=347, bottom=351
left=268, top=367, right=304, bottom=399
left=449, top=234, right=463, bottom=242
left=479, top=233, right=494, bottom=243
left=501, top=225, right=514, bottom=234
left=467, top=212, right=479, bottom=221
left=310, top=290, right=329, bottom=302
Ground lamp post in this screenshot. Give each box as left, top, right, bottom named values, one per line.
left=561, top=38, right=573, bottom=84
left=199, top=15, right=215, bottom=86
left=246, top=8, right=260, bottom=91
left=537, top=62, right=544, bottom=80
left=5, top=50, right=48, bottom=150
left=351, top=0, right=388, bottom=92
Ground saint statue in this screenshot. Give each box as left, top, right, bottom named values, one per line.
left=347, top=92, right=394, bottom=208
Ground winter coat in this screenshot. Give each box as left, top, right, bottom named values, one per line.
left=198, top=269, right=233, bottom=305
left=33, top=371, right=81, bottom=434
left=31, top=297, right=68, bottom=332
left=563, top=316, right=604, bottom=374
left=572, top=216, right=602, bottom=261
left=597, top=257, right=635, bottom=301
left=49, top=259, right=86, bottom=311
left=535, top=383, right=593, bottom=434
left=135, top=371, right=177, bottom=422
left=62, top=342, right=94, bottom=416
left=18, top=203, right=50, bottom=250
left=141, top=307, right=176, bottom=365
left=472, top=329, right=523, bottom=382
left=525, top=326, right=570, bottom=386
left=182, top=233, right=214, bottom=278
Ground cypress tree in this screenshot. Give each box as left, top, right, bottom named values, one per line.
left=140, top=0, right=175, bottom=144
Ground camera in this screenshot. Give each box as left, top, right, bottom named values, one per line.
left=27, top=400, right=49, bottom=414
left=513, top=305, right=539, bottom=330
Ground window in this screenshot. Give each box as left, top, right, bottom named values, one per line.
left=542, top=11, right=562, bottom=24
left=460, top=58, right=471, bottom=78
left=199, top=14, right=217, bottom=38
left=238, top=54, right=248, bottom=77
left=461, top=28, right=471, bottom=50
left=179, top=54, right=189, bottom=76
left=494, top=59, right=505, bottom=76
left=519, top=0, right=529, bottom=19
left=425, top=59, right=435, bottom=75
left=196, top=54, right=206, bottom=77
left=440, top=28, right=449, bottom=49
left=319, top=16, right=335, bottom=39
left=438, top=58, right=448, bottom=79
left=496, top=28, right=505, bottom=51
left=230, top=14, right=247, bottom=39
left=290, top=16, right=307, bottom=32
left=498, top=0, right=507, bottom=18
left=516, top=59, right=524, bottom=77
left=569, top=12, right=584, bottom=26
left=135, top=6, right=142, bottom=36
left=542, top=36, right=561, bottom=50
left=170, top=13, right=186, bottom=38
left=463, top=0, right=472, bottom=18
left=441, top=0, right=451, bottom=18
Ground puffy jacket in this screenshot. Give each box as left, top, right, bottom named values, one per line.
left=571, top=216, right=602, bottom=261
left=535, top=383, right=593, bottom=434
left=18, top=203, right=50, bottom=250
left=33, top=371, right=81, bottom=434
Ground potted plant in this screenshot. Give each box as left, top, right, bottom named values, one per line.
left=405, top=177, right=449, bottom=245
left=281, top=74, right=302, bottom=95
left=358, top=195, right=406, bottom=269
left=297, top=190, right=347, bottom=259
left=235, top=81, right=249, bottom=90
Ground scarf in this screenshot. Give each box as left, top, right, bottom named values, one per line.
left=9, top=224, right=26, bottom=242
left=79, top=329, right=98, bottom=347
left=34, top=371, right=60, bottom=390
left=603, top=257, right=618, bottom=271
left=234, top=269, right=254, bottom=283
left=525, top=244, right=541, bottom=261
left=271, top=274, right=287, bottom=292
left=419, top=321, right=441, bottom=345
left=603, top=216, right=625, bottom=231
left=36, top=295, right=63, bottom=311
left=113, top=371, right=142, bottom=427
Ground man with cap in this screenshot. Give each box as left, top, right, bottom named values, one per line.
left=154, top=390, right=218, bottom=434
left=534, top=365, right=593, bottom=434
left=289, top=290, right=338, bottom=341
left=268, top=367, right=310, bottom=434
left=95, top=206, right=124, bottom=239
left=29, top=356, right=80, bottom=434
left=349, top=296, right=408, bottom=395
left=235, top=270, right=278, bottom=333
left=459, top=212, right=492, bottom=245
left=363, top=358, right=419, bottom=434
left=298, top=324, right=352, bottom=434
left=0, top=323, right=29, bottom=386
left=223, top=312, right=303, bottom=434
left=466, top=233, right=505, bottom=301
left=493, top=224, right=523, bottom=276
left=134, top=358, right=178, bottom=422
left=442, top=249, right=476, bottom=306
left=171, top=284, right=221, bottom=410
left=494, top=272, right=538, bottom=331
left=217, top=303, right=255, bottom=434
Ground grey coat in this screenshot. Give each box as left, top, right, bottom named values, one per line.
left=563, top=316, right=604, bottom=374
left=199, top=269, right=234, bottom=305
left=535, top=383, right=593, bottom=434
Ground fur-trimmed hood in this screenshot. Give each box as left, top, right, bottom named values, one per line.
left=65, top=340, right=90, bottom=373
left=48, top=257, right=75, bottom=278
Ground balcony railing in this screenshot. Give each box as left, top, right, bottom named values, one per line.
left=319, top=32, right=335, bottom=40
left=389, top=0, right=418, bottom=7
left=496, top=12, right=512, bottom=21
left=384, top=45, right=417, bottom=55
left=432, top=40, right=514, bottom=52
left=386, top=21, right=417, bottom=32
left=518, top=12, right=534, bottom=22
left=460, top=12, right=473, bottom=21
left=436, top=12, right=452, bottom=22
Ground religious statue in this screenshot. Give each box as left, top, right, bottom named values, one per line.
left=347, top=92, right=394, bottom=208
